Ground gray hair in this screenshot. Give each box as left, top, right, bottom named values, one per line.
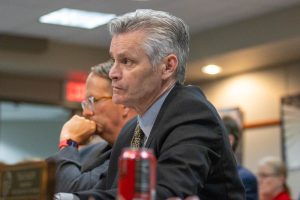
left=258, top=157, right=287, bottom=178
left=258, top=156, right=290, bottom=193
left=90, top=60, right=113, bottom=81
left=108, top=9, right=190, bottom=84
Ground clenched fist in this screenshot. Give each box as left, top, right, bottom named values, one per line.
left=60, top=115, right=96, bottom=145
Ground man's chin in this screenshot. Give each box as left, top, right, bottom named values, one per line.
left=95, top=129, right=103, bottom=137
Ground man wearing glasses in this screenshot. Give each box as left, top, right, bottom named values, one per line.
left=48, top=61, right=136, bottom=193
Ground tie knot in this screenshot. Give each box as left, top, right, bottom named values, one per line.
left=131, top=122, right=145, bottom=148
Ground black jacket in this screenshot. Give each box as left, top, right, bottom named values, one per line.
left=48, top=141, right=111, bottom=193
left=77, top=83, right=245, bottom=200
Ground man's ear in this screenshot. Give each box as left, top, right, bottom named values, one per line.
left=161, top=54, right=178, bottom=80
left=228, top=134, right=235, bottom=147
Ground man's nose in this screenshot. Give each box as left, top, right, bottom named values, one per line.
left=109, top=62, right=120, bottom=80
left=82, top=109, right=93, bottom=118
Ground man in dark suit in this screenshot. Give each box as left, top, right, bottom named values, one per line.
left=55, top=9, right=245, bottom=200
left=49, top=61, right=136, bottom=193
left=223, top=116, right=258, bottom=200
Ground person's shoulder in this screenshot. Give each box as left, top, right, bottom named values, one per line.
left=238, top=165, right=257, bottom=181
left=169, top=84, right=218, bottom=114
left=167, top=84, right=206, bottom=105
left=274, top=191, right=292, bottom=200
left=159, top=83, right=221, bottom=129
left=173, top=84, right=205, bottom=98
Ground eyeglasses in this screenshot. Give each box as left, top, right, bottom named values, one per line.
left=257, top=172, right=278, bottom=179
left=81, top=96, right=112, bottom=112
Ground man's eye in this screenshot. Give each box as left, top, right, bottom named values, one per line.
left=122, top=58, right=132, bottom=65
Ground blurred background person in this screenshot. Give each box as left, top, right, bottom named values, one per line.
left=223, top=115, right=258, bottom=200
left=257, top=156, right=291, bottom=200
left=48, top=61, right=136, bottom=193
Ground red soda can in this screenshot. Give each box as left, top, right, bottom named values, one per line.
left=118, top=148, right=156, bottom=200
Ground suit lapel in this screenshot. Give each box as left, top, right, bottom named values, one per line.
left=145, top=84, right=179, bottom=148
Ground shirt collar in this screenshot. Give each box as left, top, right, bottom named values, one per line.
left=137, top=86, right=174, bottom=139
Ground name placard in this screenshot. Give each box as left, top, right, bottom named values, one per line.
left=0, top=161, right=55, bottom=200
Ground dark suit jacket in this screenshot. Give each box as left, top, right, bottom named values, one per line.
left=48, top=141, right=111, bottom=193
left=238, top=165, right=258, bottom=200
left=77, top=83, right=245, bottom=200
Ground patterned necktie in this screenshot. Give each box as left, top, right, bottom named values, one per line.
left=131, top=122, right=145, bottom=148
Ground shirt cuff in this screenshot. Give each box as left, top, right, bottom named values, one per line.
left=54, top=193, right=80, bottom=200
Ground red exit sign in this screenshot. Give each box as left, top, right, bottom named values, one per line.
left=65, top=81, right=85, bottom=102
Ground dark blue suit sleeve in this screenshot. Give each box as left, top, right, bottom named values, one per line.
left=238, top=166, right=258, bottom=200
left=47, top=147, right=109, bottom=193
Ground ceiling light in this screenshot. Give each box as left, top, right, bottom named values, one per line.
left=201, top=64, right=222, bottom=75
left=39, top=8, right=116, bottom=29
